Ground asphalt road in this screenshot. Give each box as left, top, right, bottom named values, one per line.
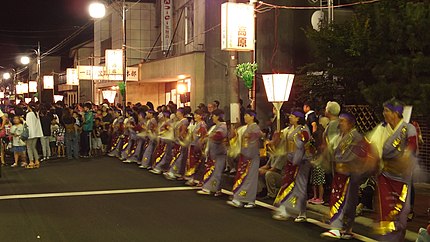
left=0, top=157, right=370, bottom=242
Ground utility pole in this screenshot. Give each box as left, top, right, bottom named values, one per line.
left=229, top=0, right=240, bottom=124
left=37, top=42, right=42, bottom=103
left=122, top=0, right=127, bottom=114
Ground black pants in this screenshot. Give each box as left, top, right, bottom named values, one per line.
left=80, top=131, right=91, bottom=156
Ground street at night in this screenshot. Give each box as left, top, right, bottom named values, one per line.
left=0, top=157, right=376, bottom=242
left=0, top=0, right=429, bottom=241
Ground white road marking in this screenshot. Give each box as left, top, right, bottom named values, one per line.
left=0, top=186, right=200, bottom=200
left=221, top=189, right=378, bottom=242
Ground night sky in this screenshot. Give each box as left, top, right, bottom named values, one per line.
left=0, top=0, right=92, bottom=69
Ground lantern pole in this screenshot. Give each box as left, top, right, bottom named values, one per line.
left=273, top=101, right=283, bottom=131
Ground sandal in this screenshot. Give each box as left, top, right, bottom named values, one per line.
left=34, top=162, right=40, bottom=168
left=25, top=164, right=35, bottom=169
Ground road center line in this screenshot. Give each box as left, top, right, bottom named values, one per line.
left=0, top=186, right=200, bottom=200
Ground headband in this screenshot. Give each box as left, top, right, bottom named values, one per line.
left=339, top=113, right=356, bottom=124
left=292, top=111, right=304, bottom=118
left=384, top=103, right=403, bottom=114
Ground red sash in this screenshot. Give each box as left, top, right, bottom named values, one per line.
left=376, top=174, right=408, bottom=235
left=232, top=155, right=252, bottom=194
left=274, top=162, right=298, bottom=206
left=329, top=173, right=350, bottom=223
left=185, top=145, right=202, bottom=177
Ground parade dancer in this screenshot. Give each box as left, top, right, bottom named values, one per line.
left=119, top=110, right=134, bottom=160
left=150, top=112, right=174, bottom=174
left=272, top=111, right=312, bottom=220
left=369, top=98, right=418, bottom=241
left=139, top=110, right=160, bottom=169
left=321, top=113, right=374, bottom=239
left=227, top=110, right=262, bottom=208
left=164, top=108, right=190, bottom=180
left=108, top=111, right=124, bottom=157
left=124, top=111, right=147, bottom=164
left=197, top=109, right=227, bottom=196
left=185, top=109, right=207, bottom=186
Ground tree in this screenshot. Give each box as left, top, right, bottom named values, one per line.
left=300, top=0, right=430, bottom=115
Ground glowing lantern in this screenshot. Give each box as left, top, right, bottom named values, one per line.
left=43, top=76, right=54, bottom=89
left=105, top=49, right=123, bottom=75
left=102, top=90, right=117, bottom=104
left=54, top=95, right=64, bottom=103
left=21, top=83, right=29, bottom=94
left=67, top=68, right=79, bottom=85
left=262, top=74, right=295, bottom=131
left=221, top=2, right=255, bottom=51
left=29, top=81, right=38, bottom=93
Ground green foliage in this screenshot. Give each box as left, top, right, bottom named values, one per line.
left=302, top=0, right=430, bottom=115
left=118, top=82, right=126, bottom=96
left=235, top=62, right=258, bottom=89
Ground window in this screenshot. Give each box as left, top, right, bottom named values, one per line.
left=184, top=1, right=194, bottom=45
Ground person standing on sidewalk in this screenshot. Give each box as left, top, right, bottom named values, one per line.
left=25, top=103, right=43, bottom=169
left=63, top=108, right=79, bottom=160
left=81, top=103, right=94, bottom=158
left=39, top=106, right=53, bottom=161
left=368, top=98, right=418, bottom=241
left=320, top=113, right=373, bottom=239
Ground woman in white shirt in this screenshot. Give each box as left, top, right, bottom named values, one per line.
left=25, top=104, right=43, bottom=168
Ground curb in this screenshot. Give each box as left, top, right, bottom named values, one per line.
left=305, top=203, right=419, bottom=241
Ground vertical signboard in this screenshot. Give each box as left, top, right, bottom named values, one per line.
left=161, top=0, right=173, bottom=51
left=221, top=3, right=255, bottom=51
left=43, top=76, right=54, bottom=89
left=66, top=68, right=79, bottom=86
left=105, top=49, right=123, bottom=75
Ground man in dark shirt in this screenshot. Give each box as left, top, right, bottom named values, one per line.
left=303, top=102, right=318, bottom=137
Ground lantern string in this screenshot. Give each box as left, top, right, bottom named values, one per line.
left=257, top=0, right=381, bottom=11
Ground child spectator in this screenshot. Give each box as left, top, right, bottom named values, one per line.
left=1, top=114, right=11, bottom=166
left=50, top=119, right=60, bottom=158
left=10, top=115, right=27, bottom=167
left=92, top=117, right=103, bottom=156
left=54, top=124, right=65, bottom=158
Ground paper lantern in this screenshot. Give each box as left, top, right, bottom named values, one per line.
left=43, top=76, right=54, bottom=89
left=262, top=74, right=295, bottom=102
left=262, top=74, right=295, bottom=131
left=102, top=90, right=117, bottom=104
left=29, top=81, right=38, bottom=93
left=21, top=83, right=29, bottom=94
left=221, top=2, right=255, bottom=51
left=54, top=95, right=64, bottom=103
left=66, top=68, right=79, bottom=85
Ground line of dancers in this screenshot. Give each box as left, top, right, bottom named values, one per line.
left=107, top=98, right=417, bottom=241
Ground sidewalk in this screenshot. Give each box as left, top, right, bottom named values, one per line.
left=306, top=183, right=430, bottom=242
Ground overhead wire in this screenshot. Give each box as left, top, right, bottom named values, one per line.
left=257, top=0, right=381, bottom=10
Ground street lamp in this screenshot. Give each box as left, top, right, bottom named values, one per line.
left=89, top=2, right=106, bottom=19
left=2, top=73, right=11, bottom=80
left=19, top=44, right=42, bottom=102
left=89, top=0, right=127, bottom=113
left=20, top=56, right=30, bottom=65
left=262, top=74, right=295, bottom=131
